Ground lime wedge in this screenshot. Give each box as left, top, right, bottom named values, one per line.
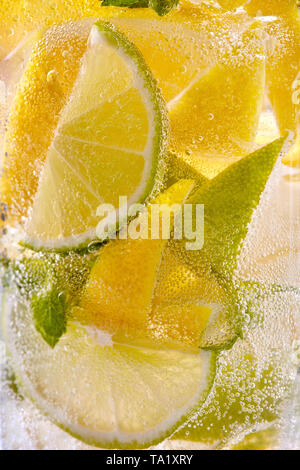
left=3, top=21, right=168, bottom=251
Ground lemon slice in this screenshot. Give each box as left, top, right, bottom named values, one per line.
left=3, top=291, right=216, bottom=449
left=3, top=21, right=168, bottom=250
left=264, top=15, right=300, bottom=167
left=168, top=22, right=266, bottom=161
left=76, top=180, right=196, bottom=347
left=152, top=243, right=239, bottom=352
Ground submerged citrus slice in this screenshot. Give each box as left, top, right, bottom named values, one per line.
left=172, top=287, right=298, bottom=449
left=2, top=21, right=168, bottom=250
left=76, top=180, right=196, bottom=348
left=264, top=15, right=300, bottom=167
left=3, top=290, right=216, bottom=449
left=245, top=0, right=299, bottom=17
left=168, top=22, right=266, bottom=162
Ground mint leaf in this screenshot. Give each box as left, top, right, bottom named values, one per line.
left=100, top=0, right=179, bottom=16
left=6, top=253, right=97, bottom=348
left=149, top=0, right=179, bottom=15
left=32, top=289, right=68, bottom=348
left=102, top=0, right=148, bottom=7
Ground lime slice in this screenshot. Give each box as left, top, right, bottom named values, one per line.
left=3, top=21, right=168, bottom=250
left=3, top=291, right=216, bottom=449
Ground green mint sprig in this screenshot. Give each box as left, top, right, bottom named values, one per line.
left=4, top=253, right=96, bottom=348
left=31, top=288, right=68, bottom=348
left=101, top=0, right=179, bottom=16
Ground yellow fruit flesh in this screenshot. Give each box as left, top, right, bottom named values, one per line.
left=110, top=2, right=251, bottom=103
left=149, top=303, right=212, bottom=351
left=264, top=16, right=300, bottom=167
left=169, top=23, right=265, bottom=168
left=3, top=295, right=214, bottom=448
left=246, top=0, right=299, bottom=17
left=111, top=10, right=266, bottom=178
left=266, top=18, right=300, bottom=135
left=77, top=177, right=232, bottom=353
left=1, top=1, right=265, bottom=211
left=77, top=180, right=205, bottom=348
left=282, top=137, right=300, bottom=168
left=2, top=21, right=91, bottom=218
left=0, top=1, right=246, bottom=101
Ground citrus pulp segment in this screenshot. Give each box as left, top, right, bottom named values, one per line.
left=1, top=20, right=92, bottom=219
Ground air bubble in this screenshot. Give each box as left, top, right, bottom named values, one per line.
left=46, top=70, right=58, bottom=83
